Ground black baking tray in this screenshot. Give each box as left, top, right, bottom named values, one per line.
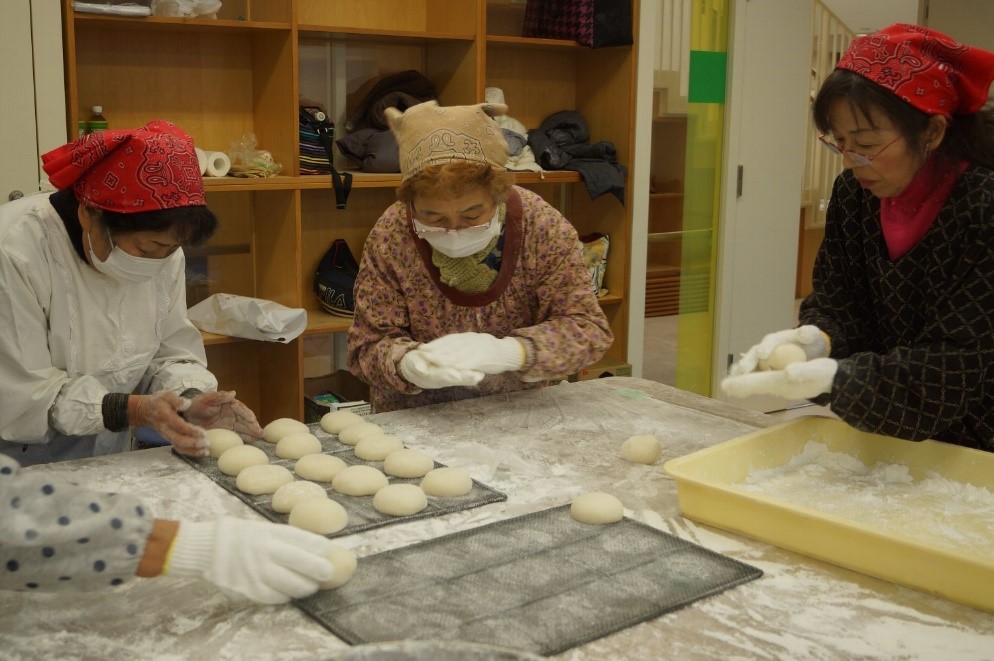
left=177, top=422, right=506, bottom=538
left=296, top=505, right=763, bottom=655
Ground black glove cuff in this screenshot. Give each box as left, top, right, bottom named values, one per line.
left=102, top=393, right=131, bottom=433
left=180, top=388, right=203, bottom=399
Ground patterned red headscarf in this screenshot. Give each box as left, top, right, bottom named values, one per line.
left=41, top=120, right=206, bottom=213
left=837, top=23, right=994, bottom=118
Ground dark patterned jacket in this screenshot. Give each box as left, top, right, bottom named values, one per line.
left=800, top=165, right=994, bottom=452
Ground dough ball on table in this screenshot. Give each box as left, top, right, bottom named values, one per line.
left=337, top=421, right=383, bottom=447
left=235, top=464, right=294, bottom=495
left=758, top=343, right=807, bottom=371
left=295, top=453, right=348, bottom=482
left=373, top=484, right=428, bottom=517
left=620, top=434, right=662, bottom=465
left=320, top=410, right=364, bottom=434
left=332, top=465, right=389, bottom=496
left=205, top=429, right=243, bottom=458
left=262, top=418, right=309, bottom=444
left=271, top=480, right=328, bottom=514
left=383, top=449, right=435, bottom=479
left=288, top=498, right=348, bottom=535
left=354, top=434, right=404, bottom=462
left=420, top=467, right=473, bottom=497
left=570, top=492, right=624, bottom=525
left=320, top=546, right=358, bottom=590
left=217, top=445, right=269, bottom=477
left=275, top=432, right=323, bottom=460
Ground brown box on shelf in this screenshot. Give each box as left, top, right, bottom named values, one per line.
left=568, top=359, right=633, bottom=383
left=304, top=370, right=371, bottom=423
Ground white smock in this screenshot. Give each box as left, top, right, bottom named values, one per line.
left=0, top=193, right=217, bottom=464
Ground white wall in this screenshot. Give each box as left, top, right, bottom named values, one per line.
left=922, top=0, right=994, bottom=52
left=819, top=0, right=919, bottom=33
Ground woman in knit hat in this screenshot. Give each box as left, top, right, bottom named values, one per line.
left=0, top=120, right=263, bottom=465
left=723, top=24, right=994, bottom=452
left=347, top=101, right=613, bottom=412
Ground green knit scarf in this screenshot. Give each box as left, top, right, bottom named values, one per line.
left=432, top=203, right=506, bottom=293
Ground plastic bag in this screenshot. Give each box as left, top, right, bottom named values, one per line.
left=151, top=0, right=221, bottom=17
left=188, top=294, right=306, bottom=343
left=227, top=132, right=283, bottom=178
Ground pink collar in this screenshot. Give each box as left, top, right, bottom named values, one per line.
left=879, top=157, right=967, bottom=260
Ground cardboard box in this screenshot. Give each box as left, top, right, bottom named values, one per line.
left=568, top=359, right=633, bottom=383
left=304, top=370, right=371, bottom=423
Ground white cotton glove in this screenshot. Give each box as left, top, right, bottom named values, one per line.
left=400, top=349, right=486, bottom=390
left=418, top=332, right=526, bottom=375
left=165, top=517, right=335, bottom=605
left=728, top=325, right=831, bottom=376
left=721, top=357, right=838, bottom=400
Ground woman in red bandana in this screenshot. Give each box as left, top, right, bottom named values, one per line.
left=723, top=24, right=994, bottom=452
left=0, top=120, right=263, bottom=465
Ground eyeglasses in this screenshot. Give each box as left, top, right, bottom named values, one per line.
left=410, top=205, right=496, bottom=236
left=817, top=133, right=902, bottom=167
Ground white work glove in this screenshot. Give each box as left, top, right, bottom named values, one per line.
left=400, top=349, right=485, bottom=389
left=418, top=332, right=526, bottom=375
left=165, top=517, right=335, bottom=605
left=722, top=357, right=838, bottom=400
left=128, top=391, right=207, bottom=457
left=183, top=390, right=265, bottom=443
left=728, top=325, right=830, bottom=376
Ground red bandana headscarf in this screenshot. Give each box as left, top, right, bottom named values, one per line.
left=41, top=120, right=206, bottom=213
left=837, top=23, right=994, bottom=118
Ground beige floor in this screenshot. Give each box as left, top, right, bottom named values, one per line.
left=641, top=302, right=835, bottom=423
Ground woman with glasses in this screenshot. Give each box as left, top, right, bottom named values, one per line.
left=347, top=102, right=612, bottom=412
left=722, top=24, right=994, bottom=452
left=0, top=121, right=264, bottom=465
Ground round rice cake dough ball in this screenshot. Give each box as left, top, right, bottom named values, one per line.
left=353, top=434, right=404, bottom=462
left=271, top=480, right=328, bottom=514
left=295, top=453, right=348, bottom=482
left=275, top=432, right=323, bottom=460
left=288, top=498, right=348, bottom=535
left=205, top=428, right=243, bottom=458
left=217, top=444, right=269, bottom=477
left=320, top=545, right=358, bottom=590
left=620, top=434, right=662, bottom=465
left=262, top=418, right=309, bottom=444
left=235, top=464, right=294, bottom=495
left=373, top=484, right=428, bottom=517
left=337, top=421, right=383, bottom=447
left=383, top=449, right=435, bottom=479
left=420, top=467, right=473, bottom=497
left=758, top=343, right=807, bottom=371
left=332, top=465, right=389, bottom=496
left=320, top=410, right=364, bottom=435
left=570, top=492, right=624, bottom=525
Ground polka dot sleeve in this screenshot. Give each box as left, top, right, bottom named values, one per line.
left=0, top=454, right=153, bottom=592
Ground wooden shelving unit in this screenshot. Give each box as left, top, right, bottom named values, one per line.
left=62, top=0, right=638, bottom=420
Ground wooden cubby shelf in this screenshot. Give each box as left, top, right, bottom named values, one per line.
left=63, top=0, right=638, bottom=420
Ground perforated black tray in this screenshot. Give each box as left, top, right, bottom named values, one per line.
left=177, top=423, right=506, bottom=538
left=296, top=505, right=763, bottom=656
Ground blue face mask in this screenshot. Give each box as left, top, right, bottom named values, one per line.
left=87, top=228, right=178, bottom=284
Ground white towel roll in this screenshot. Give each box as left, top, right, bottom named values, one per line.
left=204, top=151, right=231, bottom=177
left=195, top=148, right=208, bottom=176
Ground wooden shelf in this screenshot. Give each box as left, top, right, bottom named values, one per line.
left=73, top=14, right=291, bottom=33
left=294, top=170, right=583, bottom=190
left=649, top=192, right=684, bottom=199
left=486, top=35, right=588, bottom=50
left=304, top=310, right=354, bottom=336
left=298, top=27, right=475, bottom=43
left=598, top=292, right=623, bottom=306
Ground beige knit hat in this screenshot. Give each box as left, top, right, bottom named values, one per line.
left=385, top=101, right=509, bottom=180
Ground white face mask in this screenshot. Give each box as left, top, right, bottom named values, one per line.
left=413, top=206, right=502, bottom=259
left=87, top=229, right=177, bottom=284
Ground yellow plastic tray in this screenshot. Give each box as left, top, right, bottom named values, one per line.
left=663, top=416, right=994, bottom=613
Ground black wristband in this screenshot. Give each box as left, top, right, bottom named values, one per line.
left=102, top=393, right=131, bottom=432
